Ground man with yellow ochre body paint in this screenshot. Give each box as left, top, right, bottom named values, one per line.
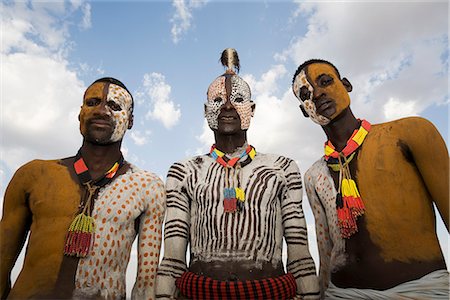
left=0, top=77, right=165, bottom=299
left=292, top=59, right=449, bottom=299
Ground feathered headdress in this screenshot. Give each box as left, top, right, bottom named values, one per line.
left=220, top=48, right=240, bottom=75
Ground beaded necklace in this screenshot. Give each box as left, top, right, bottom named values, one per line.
left=64, top=150, right=124, bottom=257
left=210, top=144, right=256, bottom=213
left=324, top=119, right=371, bottom=238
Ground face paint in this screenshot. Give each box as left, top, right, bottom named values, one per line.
left=229, top=75, right=253, bottom=130
left=293, top=69, right=330, bottom=125
left=293, top=63, right=351, bottom=125
left=80, top=82, right=133, bottom=144
left=205, top=76, right=226, bottom=130
left=205, top=75, right=253, bottom=130
left=107, top=84, right=133, bottom=142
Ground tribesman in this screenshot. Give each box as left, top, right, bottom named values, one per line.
left=292, top=59, right=449, bottom=299
left=156, top=49, right=320, bottom=300
left=1, top=77, right=165, bottom=299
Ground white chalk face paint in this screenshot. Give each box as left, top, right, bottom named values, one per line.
left=205, top=76, right=226, bottom=130
left=107, top=84, right=133, bottom=142
left=205, top=75, right=253, bottom=130
left=292, top=69, right=330, bottom=126
left=229, top=75, right=253, bottom=130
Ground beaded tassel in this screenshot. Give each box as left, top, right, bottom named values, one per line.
left=335, top=153, right=365, bottom=238
left=64, top=183, right=97, bottom=257
left=211, top=145, right=255, bottom=213
left=325, top=120, right=371, bottom=238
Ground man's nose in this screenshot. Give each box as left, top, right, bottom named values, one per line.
left=93, top=101, right=110, bottom=116
left=312, top=88, right=324, bottom=103
left=222, top=97, right=234, bottom=110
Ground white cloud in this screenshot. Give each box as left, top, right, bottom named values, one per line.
left=0, top=2, right=87, bottom=173
left=383, top=98, right=418, bottom=120
left=282, top=1, right=447, bottom=124
left=170, top=0, right=207, bottom=44
left=80, top=3, right=91, bottom=30
left=243, top=64, right=287, bottom=96
left=137, top=72, right=181, bottom=129
left=130, top=130, right=151, bottom=146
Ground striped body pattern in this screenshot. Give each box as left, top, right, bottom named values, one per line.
left=156, top=152, right=320, bottom=299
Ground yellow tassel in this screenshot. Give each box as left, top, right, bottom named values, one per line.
left=235, top=188, right=245, bottom=202
left=349, top=179, right=360, bottom=197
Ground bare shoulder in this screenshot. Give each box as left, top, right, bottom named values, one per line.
left=129, top=166, right=164, bottom=188
left=373, top=116, right=439, bottom=134
left=13, top=159, right=62, bottom=177
left=304, top=158, right=327, bottom=185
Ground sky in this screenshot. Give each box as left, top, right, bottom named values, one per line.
left=1, top=0, right=449, bottom=297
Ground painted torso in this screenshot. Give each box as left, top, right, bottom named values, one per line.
left=305, top=117, right=447, bottom=291
left=157, top=152, right=320, bottom=299
left=2, top=159, right=165, bottom=300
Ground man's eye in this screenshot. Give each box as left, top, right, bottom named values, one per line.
left=234, top=97, right=244, bottom=103
left=320, top=76, right=333, bottom=86
left=299, top=86, right=311, bottom=101
left=213, top=97, right=223, bottom=103
left=86, top=99, right=100, bottom=106
left=107, top=101, right=122, bottom=111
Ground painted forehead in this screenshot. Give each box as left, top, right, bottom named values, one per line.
left=230, top=75, right=251, bottom=101
left=207, top=76, right=226, bottom=100
left=206, top=75, right=251, bottom=101
left=84, top=82, right=105, bottom=100
left=84, top=82, right=133, bottom=112
left=306, top=63, right=339, bottom=82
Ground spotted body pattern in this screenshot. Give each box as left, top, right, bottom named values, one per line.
left=292, top=70, right=330, bottom=126
left=107, top=84, right=133, bottom=142
left=74, top=165, right=165, bottom=300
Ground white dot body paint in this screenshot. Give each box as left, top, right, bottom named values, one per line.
left=293, top=70, right=330, bottom=126
left=205, top=75, right=253, bottom=130
left=107, top=84, right=133, bottom=142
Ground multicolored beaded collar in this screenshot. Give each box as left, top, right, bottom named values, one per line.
left=324, top=119, right=371, bottom=238
left=64, top=150, right=124, bottom=257
left=210, top=144, right=256, bottom=213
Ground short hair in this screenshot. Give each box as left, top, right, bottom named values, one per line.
left=88, top=77, right=134, bottom=113
left=292, top=59, right=341, bottom=85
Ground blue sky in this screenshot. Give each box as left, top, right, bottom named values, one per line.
left=1, top=0, right=448, bottom=297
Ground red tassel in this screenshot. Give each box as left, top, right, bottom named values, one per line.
left=223, top=198, right=237, bottom=213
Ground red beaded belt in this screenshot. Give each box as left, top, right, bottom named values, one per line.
left=175, top=271, right=297, bottom=300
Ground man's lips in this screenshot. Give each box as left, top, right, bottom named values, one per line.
left=89, top=119, right=113, bottom=128
left=315, top=99, right=334, bottom=114
left=219, top=115, right=238, bottom=122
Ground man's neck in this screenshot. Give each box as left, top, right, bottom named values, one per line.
left=214, top=131, right=247, bottom=154
left=322, top=108, right=360, bottom=152
left=79, top=140, right=123, bottom=178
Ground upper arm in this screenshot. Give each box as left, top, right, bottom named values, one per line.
left=402, top=117, right=449, bottom=230
left=0, top=163, right=33, bottom=296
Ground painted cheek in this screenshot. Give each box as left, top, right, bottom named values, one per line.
left=79, top=106, right=94, bottom=135
left=110, top=111, right=129, bottom=142
left=205, top=102, right=221, bottom=130
left=330, top=86, right=350, bottom=118
left=230, top=76, right=252, bottom=130
left=206, top=77, right=226, bottom=130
